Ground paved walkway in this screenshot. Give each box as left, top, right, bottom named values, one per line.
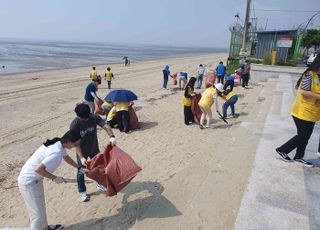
left=235, top=73, right=320, bottom=230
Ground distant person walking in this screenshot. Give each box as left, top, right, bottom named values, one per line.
left=216, top=61, right=226, bottom=84
left=104, top=67, right=114, bottom=89
left=318, top=137, right=320, bottom=156
left=162, top=65, right=172, bottom=89
left=182, top=77, right=196, bottom=125
left=123, top=57, right=130, bottom=66
left=18, top=130, right=82, bottom=230
left=90, top=67, right=97, bottom=81
left=241, top=60, right=251, bottom=88
left=84, top=76, right=103, bottom=113
left=276, top=55, right=320, bottom=167
left=197, top=64, right=205, bottom=89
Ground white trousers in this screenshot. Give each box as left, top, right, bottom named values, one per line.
left=19, top=180, right=48, bottom=230
left=84, top=100, right=95, bottom=114
left=200, top=107, right=212, bottom=127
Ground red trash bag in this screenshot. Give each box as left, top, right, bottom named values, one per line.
left=205, top=74, right=216, bottom=88
left=171, top=72, right=178, bottom=85
left=94, top=99, right=105, bottom=115
left=191, top=93, right=202, bottom=123
left=86, top=144, right=142, bottom=196
left=128, top=105, right=139, bottom=129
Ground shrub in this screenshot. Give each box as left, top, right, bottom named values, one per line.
left=263, top=53, right=272, bottom=65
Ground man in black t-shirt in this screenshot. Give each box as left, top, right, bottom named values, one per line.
left=70, top=103, right=116, bottom=202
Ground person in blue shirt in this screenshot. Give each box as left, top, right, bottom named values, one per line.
left=84, top=76, right=103, bottom=113
left=216, top=61, right=226, bottom=84
left=162, top=65, right=172, bottom=89
left=223, top=75, right=234, bottom=91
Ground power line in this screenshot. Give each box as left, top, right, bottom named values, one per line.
left=255, top=9, right=319, bottom=13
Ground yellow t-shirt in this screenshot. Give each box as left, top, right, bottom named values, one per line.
left=107, top=106, right=117, bottom=121
left=182, top=86, right=194, bottom=106
left=291, top=71, right=320, bottom=122
left=115, top=102, right=129, bottom=111
left=102, top=101, right=113, bottom=109
left=225, top=91, right=236, bottom=100
left=198, top=87, right=217, bottom=109
left=105, top=71, right=113, bottom=81
left=90, top=70, right=97, bottom=80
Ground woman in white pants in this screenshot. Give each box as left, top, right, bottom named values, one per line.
left=18, top=130, right=86, bottom=230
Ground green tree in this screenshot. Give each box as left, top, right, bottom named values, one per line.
left=301, top=29, right=320, bottom=51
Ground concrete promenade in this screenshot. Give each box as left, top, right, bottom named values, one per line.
left=235, top=65, right=320, bottom=230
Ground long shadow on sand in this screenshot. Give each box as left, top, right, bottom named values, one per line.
left=65, top=181, right=181, bottom=230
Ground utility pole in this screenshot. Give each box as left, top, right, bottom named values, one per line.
left=240, top=0, right=251, bottom=56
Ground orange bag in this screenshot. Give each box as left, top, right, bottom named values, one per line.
left=94, top=99, right=105, bottom=115
left=205, top=74, right=216, bottom=88
left=86, top=144, right=142, bottom=196
left=128, top=106, right=139, bottom=129
left=171, top=72, right=178, bottom=85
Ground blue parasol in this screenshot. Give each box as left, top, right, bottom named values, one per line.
left=105, top=89, right=138, bottom=102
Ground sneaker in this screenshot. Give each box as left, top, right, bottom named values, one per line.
left=275, top=148, right=291, bottom=162
left=80, top=192, right=90, bottom=202
left=294, top=158, right=313, bottom=167
left=199, top=124, right=205, bottom=129
left=48, top=224, right=64, bottom=230
left=97, top=184, right=107, bottom=193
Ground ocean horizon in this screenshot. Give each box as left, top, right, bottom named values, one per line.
left=0, top=38, right=227, bottom=75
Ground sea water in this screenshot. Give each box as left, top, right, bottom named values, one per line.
left=0, top=38, right=225, bottom=75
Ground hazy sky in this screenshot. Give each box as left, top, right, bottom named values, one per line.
left=0, top=0, right=319, bottom=48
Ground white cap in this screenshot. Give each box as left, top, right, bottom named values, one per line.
left=215, top=83, right=224, bottom=92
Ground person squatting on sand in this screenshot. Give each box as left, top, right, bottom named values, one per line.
left=104, top=67, right=114, bottom=89
left=89, top=66, right=97, bottom=81
left=101, top=100, right=113, bottom=117
left=114, top=101, right=133, bottom=133
left=18, top=130, right=84, bottom=230
left=215, top=83, right=239, bottom=119
left=182, top=77, right=196, bottom=125
left=70, top=103, right=116, bottom=202
left=106, top=106, right=118, bottom=128
left=276, top=55, right=320, bottom=167
left=198, top=83, right=220, bottom=129
left=84, top=75, right=103, bottom=113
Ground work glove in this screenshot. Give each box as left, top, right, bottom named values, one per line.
left=109, top=137, right=116, bottom=146
left=78, top=167, right=90, bottom=174
left=53, top=176, right=64, bottom=184
left=80, top=157, right=87, bottom=167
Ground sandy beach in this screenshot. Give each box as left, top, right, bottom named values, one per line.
left=0, top=53, right=273, bottom=230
